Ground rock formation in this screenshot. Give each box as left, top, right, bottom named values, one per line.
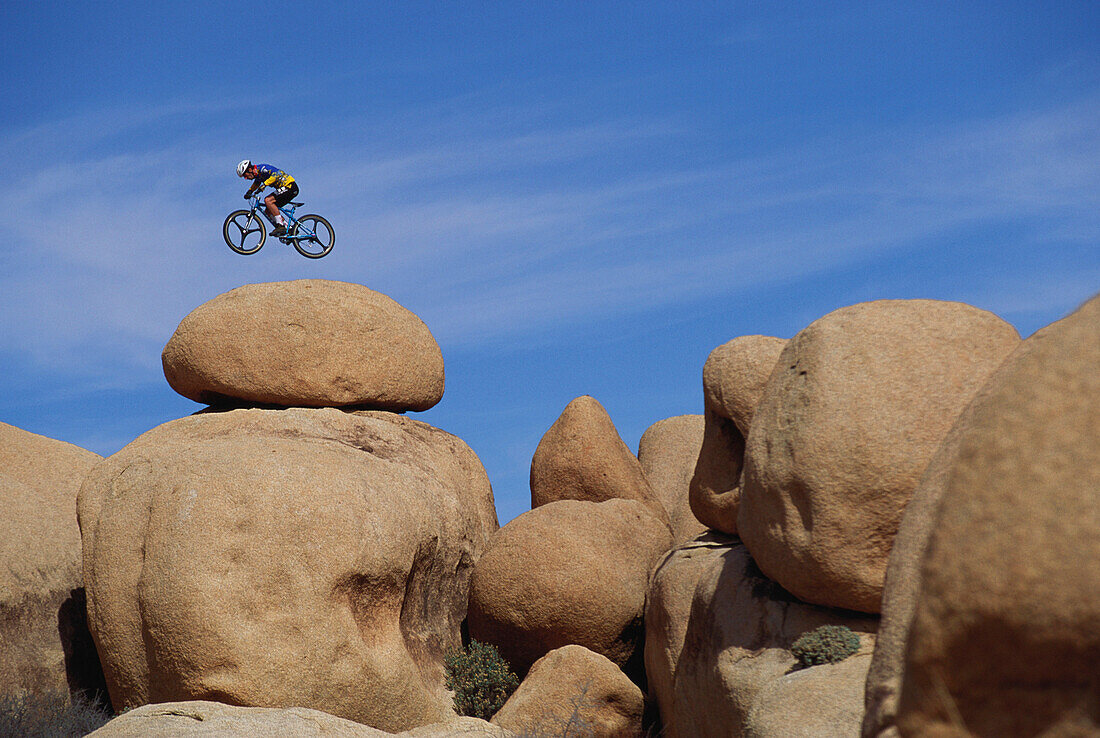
left=467, top=498, right=672, bottom=679
left=161, top=280, right=444, bottom=410
left=530, top=396, right=666, bottom=522
left=689, top=336, right=786, bottom=535
left=0, top=422, right=103, bottom=701
left=85, top=700, right=512, bottom=737
left=672, top=541, right=877, bottom=738
left=739, top=300, right=1020, bottom=613
left=78, top=408, right=497, bottom=732
left=637, top=415, right=707, bottom=544
left=644, top=532, right=733, bottom=738
left=492, top=645, right=644, bottom=738
left=896, top=294, right=1100, bottom=737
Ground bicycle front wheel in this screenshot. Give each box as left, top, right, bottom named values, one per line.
left=223, top=210, right=266, bottom=254
left=291, top=215, right=335, bottom=259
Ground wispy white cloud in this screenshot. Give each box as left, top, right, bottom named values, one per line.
left=2, top=89, right=1098, bottom=385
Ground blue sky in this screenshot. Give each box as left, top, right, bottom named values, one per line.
left=2, top=2, right=1098, bottom=524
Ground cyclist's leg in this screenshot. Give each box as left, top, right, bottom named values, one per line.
left=264, top=194, right=281, bottom=222
left=271, top=183, right=299, bottom=233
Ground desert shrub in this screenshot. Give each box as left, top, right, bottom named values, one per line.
left=790, top=624, right=861, bottom=667
left=0, top=689, right=112, bottom=738
left=444, top=640, right=519, bottom=720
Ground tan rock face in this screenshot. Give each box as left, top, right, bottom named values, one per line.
left=745, top=654, right=873, bottom=738
left=467, top=499, right=672, bottom=678
left=739, top=300, right=1020, bottom=613
left=897, top=294, right=1100, bottom=737
left=0, top=422, right=102, bottom=699
left=644, top=533, right=734, bottom=738
left=672, top=541, right=877, bottom=738
left=161, top=280, right=444, bottom=410
left=689, top=337, right=786, bottom=535
left=78, top=408, right=497, bottom=733
left=530, top=397, right=665, bottom=522
left=637, top=415, right=707, bottom=545
left=492, top=645, right=644, bottom=738
left=85, top=701, right=514, bottom=737
left=862, top=389, right=979, bottom=737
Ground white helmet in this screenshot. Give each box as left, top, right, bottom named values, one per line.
left=236, top=159, right=251, bottom=177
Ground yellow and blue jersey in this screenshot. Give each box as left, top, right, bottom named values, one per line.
left=254, top=163, right=295, bottom=189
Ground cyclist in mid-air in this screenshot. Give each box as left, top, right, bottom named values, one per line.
left=237, top=160, right=298, bottom=237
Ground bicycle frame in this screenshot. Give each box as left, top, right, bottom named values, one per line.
left=247, top=195, right=317, bottom=241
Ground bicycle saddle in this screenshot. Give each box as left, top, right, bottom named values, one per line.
left=290, top=201, right=305, bottom=206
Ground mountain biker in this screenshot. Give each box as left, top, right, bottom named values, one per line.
left=237, top=160, right=298, bottom=237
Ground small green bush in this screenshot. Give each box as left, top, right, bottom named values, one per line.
left=444, top=640, right=520, bottom=720
left=790, top=624, right=860, bottom=668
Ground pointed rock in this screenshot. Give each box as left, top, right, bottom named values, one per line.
left=530, top=396, right=665, bottom=522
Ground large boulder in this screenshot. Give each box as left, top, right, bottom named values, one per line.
left=0, top=422, right=102, bottom=700
left=161, top=280, right=444, bottom=410
left=86, top=701, right=512, bottom=737
left=637, top=415, right=707, bottom=544
left=492, top=645, right=644, bottom=738
left=897, top=294, right=1100, bottom=737
left=530, top=396, right=666, bottom=522
left=468, top=499, right=672, bottom=678
left=78, top=408, right=497, bottom=733
left=689, top=337, right=785, bottom=535
left=739, top=300, right=1020, bottom=613
left=672, top=541, right=877, bottom=738
left=644, top=533, right=734, bottom=738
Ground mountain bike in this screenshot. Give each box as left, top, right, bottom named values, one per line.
left=223, top=194, right=335, bottom=258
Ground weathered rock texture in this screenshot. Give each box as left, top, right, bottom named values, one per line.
left=672, top=541, right=877, bottom=738
left=161, top=280, right=444, bottom=410
left=0, top=421, right=103, bottom=700
left=492, top=645, right=644, bottom=738
left=468, top=498, right=672, bottom=678
left=862, top=378, right=988, bottom=736
left=644, top=533, right=734, bottom=738
left=78, top=408, right=497, bottom=733
left=896, top=294, right=1100, bottom=737
left=745, top=654, right=873, bottom=738
left=530, top=396, right=666, bottom=522
left=689, top=336, right=786, bottom=535
left=86, top=700, right=512, bottom=737
left=739, top=300, right=1020, bottom=613
left=637, top=415, right=707, bottom=544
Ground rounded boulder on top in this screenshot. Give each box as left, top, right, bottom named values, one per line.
left=161, top=280, right=444, bottom=410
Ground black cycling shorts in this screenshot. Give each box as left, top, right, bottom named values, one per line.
left=270, top=181, right=299, bottom=207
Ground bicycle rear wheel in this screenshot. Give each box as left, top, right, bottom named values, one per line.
left=223, top=210, right=266, bottom=254
left=291, top=215, right=335, bottom=258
